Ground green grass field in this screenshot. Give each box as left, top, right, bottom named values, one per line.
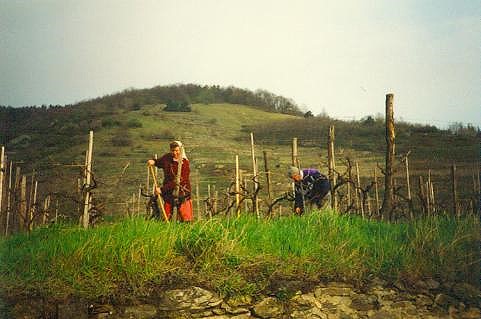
left=1, top=211, right=479, bottom=300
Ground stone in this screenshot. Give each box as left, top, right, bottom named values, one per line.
left=159, top=286, right=222, bottom=312
left=252, top=297, right=283, bottom=318
left=226, top=295, right=253, bottom=307
left=369, top=309, right=402, bottom=319
left=291, top=307, right=327, bottom=319
left=315, top=287, right=353, bottom=297
left=191, top=310, right=214, bottom=318
left=123, top=304, right=157, bottom=319
left=291, top=293, right=323, bottom=310
left=370, top=277, right=387, bottom=287
left=434, top=293, right=457, bottom=308
left=350, top=294, right=379, bottom=311
left=221, top=301, right=250, bottom=315
left=425, top=279, right=440, bottom=290
left=231, top=314, right=254, bottom=319
left=415, top=294, right=433, bottom=308
left=391, top=301, right=415, bottom=309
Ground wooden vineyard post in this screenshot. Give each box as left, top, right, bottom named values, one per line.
left=244, top=178, right=248, bottom=212
left=356, top=161, right=364, bottom=218
left=20, top=175, right=27, bottom=231
left=5, top=161, right=13, bottom=236
left=405, top=155, right=412, bottom=201
left=214, top=191, right=218, bottom=215
left=366, top=193, right=372, bottom=217
left=427, top=170, right=432, bottom=215
left=153, top=154, right=158, bottom=194
left=263, top=151, right=272, bottom=202
left=347, top=162, right=354, bottom=213
left=146, top=167, right=150, bottom=195
left=451, top=163, right=458, bottom=217
left=235, top=155, right=240, bottom=216
left=55, top=199, right=59, bottom=223
left=426, top=181, right=431, bottom=216
left=292, top=137, right=298, bottom=166
left=207, top=184, right=212, bottom=219
left=29, top=180, right=38, bottom=231
left=374, top=168, right=380, bottom=216
left=13, top=166, right=21, bottom=232
left=27, top=169, right=35, bottom=224
left=418, top=176, right=425, bottom=214
left=327, top=126, right=337, bottom=210
left=380, top=93, right=395, bottom=220
left=429, top=180, right=435, bottom=214
left=42, top=195, right=50, bottom=225
left=250, top=133, right=259, bottom=217
left=82, top=131, right=94, bottom=229
left=195, top=170, right=201, bottom=220
left=137, top=185, right=141, bottom=216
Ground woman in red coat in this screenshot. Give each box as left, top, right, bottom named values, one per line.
left=147, top=141, right=193, bottom=221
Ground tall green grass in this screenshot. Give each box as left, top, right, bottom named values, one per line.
left=0, top=211, right=479, bottom=299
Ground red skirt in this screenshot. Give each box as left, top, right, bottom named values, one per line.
left=163, top=198, right=193, bottom=222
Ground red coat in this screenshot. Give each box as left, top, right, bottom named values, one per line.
left=154, top=153, right=191, bottom=198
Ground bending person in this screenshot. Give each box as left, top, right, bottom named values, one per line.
left=287, top=166, right=330, bottom=215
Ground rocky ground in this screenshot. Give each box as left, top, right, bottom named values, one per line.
left=4, top=279, right=480, bottom=318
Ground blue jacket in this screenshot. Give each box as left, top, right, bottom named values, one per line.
left=294, top=168, right=330, bottom=212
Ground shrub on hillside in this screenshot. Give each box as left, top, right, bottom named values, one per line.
left=102, top=118, right=121, bottom=128
left=111, top=133, right=132, bottom=147
left=125, top=119, right=143, bottom=128
left=163, top=100, right=192, bottom=112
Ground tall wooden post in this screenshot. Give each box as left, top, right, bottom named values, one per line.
left=263, top=151, right=272, bottom=202
left=419, top=176, right=425, bottom=214
left=55, top=199, right=59, bottom=223
left=373, top=168, right=380, bottom=216
left=207, top=184, right=212, bottom=219
left=427, top=170, right=432, bottom=215
left=451, top=163, right=458, bottom=217
left=29, top=180, right=38, bottom=231
left=292, top=138, right=298, bottom=166
left=137, top=185, right=141, bottom=216
left=380, top=93, right=395, bottom=220
left=153, top=154, right=158, bottom=194
left=405, top=156, right=411, bottom=201
left=235, top=155, right=240, bottom=216
left=146, top=167, right=150, bottom=195
left=13, top=166, right=21, bottom=232
left=429, top=181, right=435, bottom=214
left=250, top=133, right=259, bottom=217
left=327, top=126, right=337, bottom=210
left=244, top=178, right=248, bottom=212
left=20, top=175, right=27, bottom=231
left=214, top=191, right=218, bottom=215
left=5, top=161, right=13, bottom=236
left=195, top=170, right=201, bottom=220
left=82, top=131, right=94, bottom=228
left=347, top=163, right=353, bottom=213
left=42, top=195, right=50, bottom=225
left=356, top=161, right=364, bottom=218
left=27, top=169, right=35, bottom=222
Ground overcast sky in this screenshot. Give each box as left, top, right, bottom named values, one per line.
left=1, top=0, right=479, bottom=127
